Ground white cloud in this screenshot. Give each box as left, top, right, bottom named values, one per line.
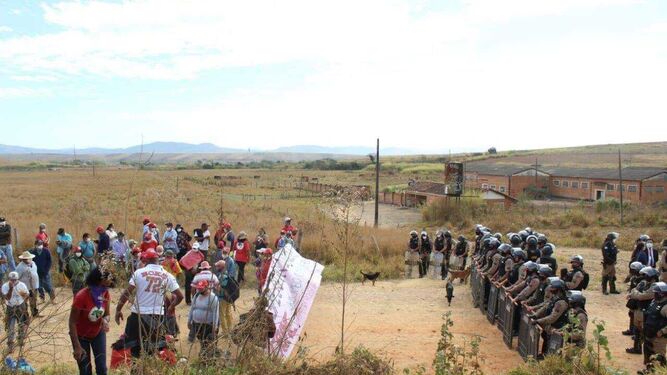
left=0, top=87, right=50, bottom=98
left=0, top=26, right=12, bottom=33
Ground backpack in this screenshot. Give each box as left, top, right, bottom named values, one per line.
left=222, top=277, right=240, bottom=303
left=580, top=270, right=590, bottom=290
left=63, top=255, right=74, bottom=279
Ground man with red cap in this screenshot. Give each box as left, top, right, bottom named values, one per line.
left=115, top=249, right=183, bottom=358
left=140, top=232, right=158, bottom=253
left=96, top=226, right=111, bottom=254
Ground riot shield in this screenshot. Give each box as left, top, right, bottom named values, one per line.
left=545, top=333, right=563, bottom=356
left=501, top=294, right=516, bottom=348
left=487, top=283, right=499, bottom=324
left=518, top=312, right=541, bottom=360
left=496, top=289, right=507, bottom=332
left=477, top=275, right=488, bottom=314
left=470, top=267, right=479, bottom=307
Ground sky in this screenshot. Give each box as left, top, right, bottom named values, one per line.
left=0, top=0, right=666, bottom=153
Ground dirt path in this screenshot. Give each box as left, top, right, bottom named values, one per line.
left=351, top=201, right=423, bottom=229
left=15, top=246, right=645, bottom=374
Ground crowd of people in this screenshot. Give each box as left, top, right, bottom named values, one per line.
left=0, top=215, right=298, bottom=375
left=458, top=224, right=667, bottom=375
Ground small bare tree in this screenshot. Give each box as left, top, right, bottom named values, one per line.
left=322, top=186, right=364, bottom=355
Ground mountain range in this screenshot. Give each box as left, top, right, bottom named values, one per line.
left=0, top=142, right=455, bottom=156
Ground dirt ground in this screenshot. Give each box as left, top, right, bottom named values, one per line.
left=11, top=246, right=645, bottom=374
left=352, top=202, right=423, bottom=229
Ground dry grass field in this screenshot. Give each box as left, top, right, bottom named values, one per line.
left=0, top=165, right=665, bottom=374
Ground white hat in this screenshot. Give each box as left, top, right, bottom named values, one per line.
left=8, top=272, right=18, bottom=280
left=192, top=242, right=200, bottom=250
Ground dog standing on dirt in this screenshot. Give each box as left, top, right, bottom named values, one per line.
left=447, top=267, right=471, bottom=285
left=445, top=278, right=455, bottom=306
left=360, top=271, right=380, bottom=286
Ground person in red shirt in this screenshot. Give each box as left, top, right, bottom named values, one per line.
left=68, top=266, right=114, bottom=375
left=35, top=223, right=50, bottom=249
left=233, top=231, right=250, bottom=283
left=282, top=217, right=295, bottom=235
left=257, top=248, right=273, bottom=292
left=139, top=232, right=158, bottom=253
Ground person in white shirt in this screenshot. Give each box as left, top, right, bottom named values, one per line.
left=114, top=249, right=183, bottom=358
left=1, top=272, right=30, bottom=353
left=191, top=261, right=220, bottom=298
left=197, top=223, right=211, bottom=257
left=15, top=251, right=39, bottom=318
left=106, top=223, right=118, bottom=247
left=162, top=222, right=178, bottom=253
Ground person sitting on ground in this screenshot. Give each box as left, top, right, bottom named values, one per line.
left=31, top=240, right=55, bottom=304
left=115, top=249, right=183, bottom=358
left=16, top=251, right=40, bottom=318
left=69, top=266, right=114, bottom=375
left=56, top=228, right=73, bottom=273
left=2, top=271, right=30, bottom=354
left=68, top=247, right=91, bottom=295
left=188, top=280, right=219, bottom=362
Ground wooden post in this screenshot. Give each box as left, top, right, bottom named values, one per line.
left=374, top=138, right=380, bottom=228
left=618, top=149, right=624, bottom=226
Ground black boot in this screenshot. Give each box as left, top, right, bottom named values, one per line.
left=626, top=334, right=642, bottom=354
left=610, top=277, right=621, bottom=294
left=602, top=276, right=609, bottom=295
left=622, top=321, right=635, bottom=336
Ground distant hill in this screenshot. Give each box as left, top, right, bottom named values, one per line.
left=0, top=142, right=443, bottom=156
left=0, top=142, right=243, bottom=155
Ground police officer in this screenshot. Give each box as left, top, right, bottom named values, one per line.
left=490, top=244, right=512, bottom=282
left=556, top=290, right=588, bottom=349
left=405, top=230, right=419, bottom=279
left=452, top=235, right=468, bottom=271
left=564, top=255, right=588, bottom=291
left=509, top=233, right=523, bottom=248
left=659, top=239, right=667, bottom=283
left=525, top=235, right=540, bottom=262
left=481, top=241, right=504, bottom=280
left=601, top=232, right=620, bottom=295
left=495, top=245, right=516, bottom=286
left=473, top=224, right=485, bottom=257
left=537, top=234, right=548, bottom=252
left=432, top=230, right=446, bottom=280
left=538, top=243, right=558, bottom=273
left=507, top=250, right=527, bottom=286
left=530, top=278, right=570, bottom=356
left=623, top=261, right=647, bottom=337
left=481, top=238, right=500, bottom=274
left=641, top=282, right=667, bottom=373
left=509, top=262, right=540, bottom=304
left=523, top=265, right=554, bottom=309
left=626, top=267, right=659, bottom=354
left=418, top=231, right=432, bottom=278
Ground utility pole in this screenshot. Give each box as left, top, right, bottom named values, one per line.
left=618, top=149, right=624, bottom=226
left=374, top=138, right=380, bottom=228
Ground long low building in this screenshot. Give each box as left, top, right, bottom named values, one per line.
left=464, top=163, right=667, bottom=204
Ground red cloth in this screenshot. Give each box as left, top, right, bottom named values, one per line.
left=72, top=288, right=110, bottom=339
left=282, top=225, right=295, bottom=234
left=140, top=240, right=158, bottom=252
left=179, top=249, right=205, bottom=271
left=259, top=259, right=271, bottom=288
left=35, top=232, right=50, bottom=247
left=233, top=240, right=250, bottom=263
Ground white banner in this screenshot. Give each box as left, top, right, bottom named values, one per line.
left=264, top=244, right=324, bottom=358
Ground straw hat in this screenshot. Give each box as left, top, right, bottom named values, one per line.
left=238, top=231, right=247, bottom=240
left=18, top=251, right=35, bottom=260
